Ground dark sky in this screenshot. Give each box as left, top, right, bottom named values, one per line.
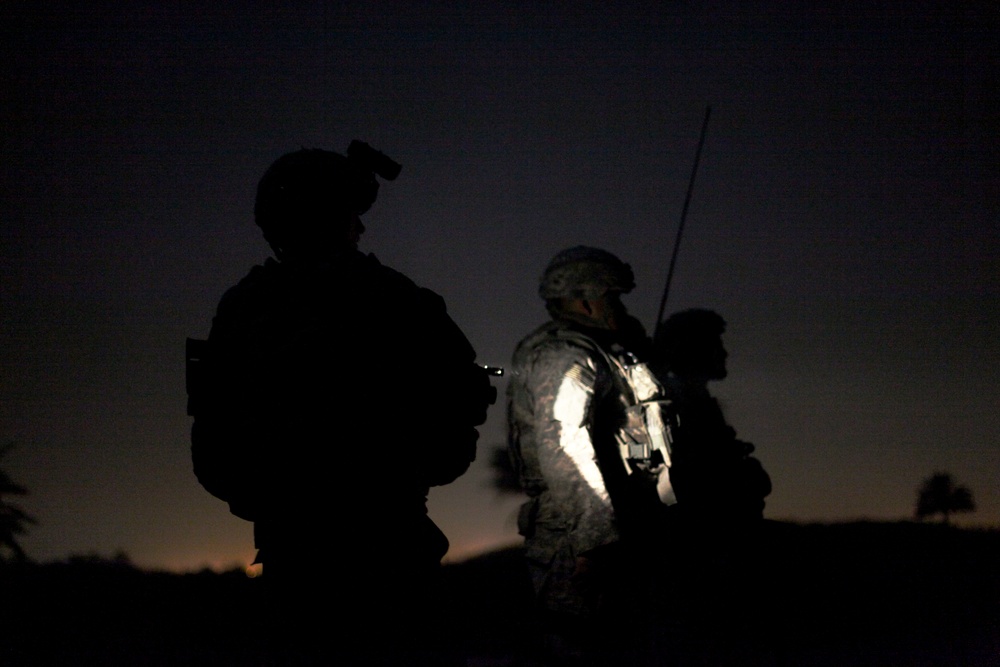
left=2, top=1, right=997, bottom=571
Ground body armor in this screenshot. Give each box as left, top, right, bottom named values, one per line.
left=507, top=319, right=672, bottom=616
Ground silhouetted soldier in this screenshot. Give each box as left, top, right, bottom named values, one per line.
left=652, top=309, right=770, bottom=523
left=649, top=308, right=773, bottom=664
left=507, top=247, right=674, bottom=666
left=190, top=142, right=494, bottom=665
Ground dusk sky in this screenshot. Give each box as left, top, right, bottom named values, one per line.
left=2, top=2, right=997, bottom=572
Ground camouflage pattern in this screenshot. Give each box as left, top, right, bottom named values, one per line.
left=507, top=318, right=664, bottom=617
left=538, top=246, right=636, bottom=301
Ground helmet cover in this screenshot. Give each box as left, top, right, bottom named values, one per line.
left=539, top=246, right=635, bottom=300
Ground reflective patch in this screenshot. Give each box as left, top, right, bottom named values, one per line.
left=553, top=374, right=610, bottom=506
left=657, top=466, right=678, bottom=505
left=563, top=355, right=596, bottom=387
left=627, top=362, right=661, bottom=402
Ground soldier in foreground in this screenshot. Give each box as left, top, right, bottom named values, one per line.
left=507, top=246, right=674, bottom=666
left=188, top=142, right=494, bottom=664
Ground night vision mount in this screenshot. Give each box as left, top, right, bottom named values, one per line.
left=347, top=140, right=402, bottom=181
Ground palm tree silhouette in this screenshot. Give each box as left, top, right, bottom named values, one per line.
left=0, top=445, right=36, bottom=563
left=914, top=472, right=975, bottom=525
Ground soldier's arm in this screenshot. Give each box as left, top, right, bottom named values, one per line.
left=530, top=343, right=619, bottom=555
left=404, top=286, right=493, bottom=486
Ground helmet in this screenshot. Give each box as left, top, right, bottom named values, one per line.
left=539, top=246, right=635, bottom=301
left=254, top=142, right=400, bottom=254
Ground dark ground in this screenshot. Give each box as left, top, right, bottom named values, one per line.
left=2, top=521, right=998, bottom=666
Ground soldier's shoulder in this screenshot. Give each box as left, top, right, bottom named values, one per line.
left=513, top=321, right=602, bottom=371
left=216, top=258, right=282, bottom=311
left=227, top=257, right=277, bottom=286
left=358, top=252, right=412, bottom=286
left=518, top=320, right=603, bottom=351
left=357, top=252, right=447, bottom=311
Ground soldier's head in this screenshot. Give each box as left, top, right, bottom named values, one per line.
left=539, top=246, right=635, bottom=331
left=654, top=308, right=728, bottom=381
left=254, top=141, right=401, bottom=259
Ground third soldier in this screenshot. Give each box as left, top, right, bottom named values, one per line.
left=648, top=308, right=773, bottom=663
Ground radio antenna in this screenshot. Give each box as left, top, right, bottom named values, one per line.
left=654, top=105, right=711, bottom=338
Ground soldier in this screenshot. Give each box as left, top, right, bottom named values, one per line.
left=648, top=308, right=773, bottom=663
left=189, top=142, right=494, bottom=664
left=651, top=308, right=770, bottom=524
left=507, top=246, right=672, bottom=666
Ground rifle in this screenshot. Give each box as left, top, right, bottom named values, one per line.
left=653, top=105, right=712, bottom=341
left=479, top=364, right=505, bottom=406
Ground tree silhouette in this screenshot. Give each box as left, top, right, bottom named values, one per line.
left=0, top=445, right=36, bottom=563
left=914, top=472, right=975, bottom=525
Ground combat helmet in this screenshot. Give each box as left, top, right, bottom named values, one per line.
left=539, top=246, right=635, bottom=301
left=254, top=141, right=401, bottom=256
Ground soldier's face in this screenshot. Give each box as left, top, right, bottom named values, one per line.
left=705, top=337, right=729, bottom=380
left=331, top=210, right=365, bottom=247
left=345, top=210, right=365, bottom=246
left=589, top=291, right=627, bottom=331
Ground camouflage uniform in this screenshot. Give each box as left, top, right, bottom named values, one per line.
left=508, top=318, right=668, bottom=619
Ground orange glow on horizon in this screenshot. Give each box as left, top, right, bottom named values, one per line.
left=442, top=538, right=521, bottom=564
